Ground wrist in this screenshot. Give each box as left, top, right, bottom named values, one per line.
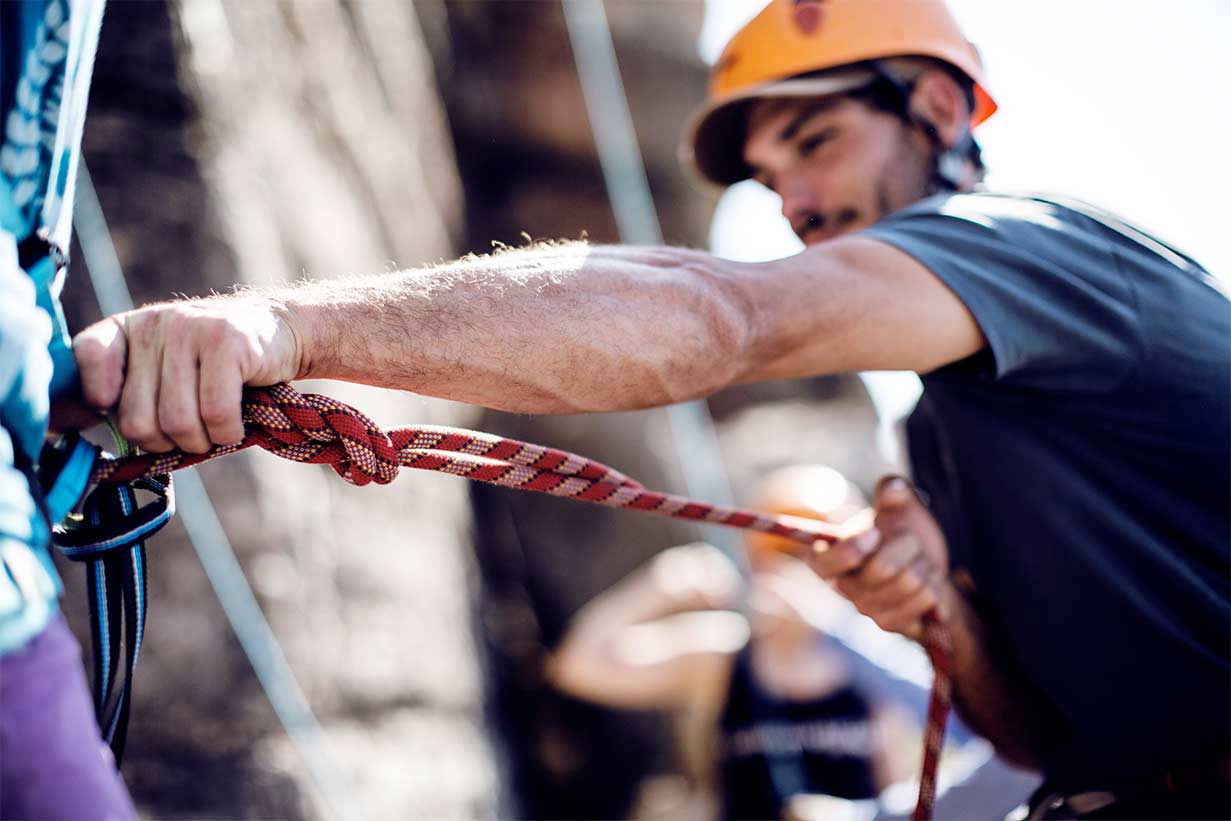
left=273, top=294, right=316, bottom=381
left=903, top=576, right=965, bottom=645
left=935, top=579, right=987, bottom=660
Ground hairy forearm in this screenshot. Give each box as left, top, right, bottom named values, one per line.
left=279, top=241, right=753, bottom=413
left=943, top=587, right=1052, bottom=769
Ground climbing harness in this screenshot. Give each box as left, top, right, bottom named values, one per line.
left=43, top=426, right=172, bottom=766
left=69, top=382, right=952, bottom=820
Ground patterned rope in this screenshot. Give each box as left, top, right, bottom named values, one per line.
left=91, top=383, right=951, bottom=818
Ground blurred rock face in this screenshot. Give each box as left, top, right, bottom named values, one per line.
left=419, top=0, right=714, bottom=250
left=62, top=2, right=495, bottom=819
left=59, top=2, right=890, bottom=820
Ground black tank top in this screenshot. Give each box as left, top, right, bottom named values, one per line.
left=718, top=645, right=878, bottom=820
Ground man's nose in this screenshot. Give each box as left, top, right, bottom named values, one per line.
left=779, top=180, right=820, bottom=225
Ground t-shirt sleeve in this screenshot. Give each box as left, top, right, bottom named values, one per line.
left=859, top=193, right=1142, bottom=391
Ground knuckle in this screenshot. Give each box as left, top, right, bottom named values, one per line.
left=200, top=406, right=237, bottom=433
left=158, top=406, right=196, bottom=440
left=72, top=334, right=101, bottom=367
left=161, top=421, right=197, bottom=442
left=885, top=531, right=919, bottom=560
left=125, top=310, right=159, bottom=344
left=877, top=606, right=919, bottom=635
left=898, top=570, right=926, bottom=597
left=871, top=612, right=900, bottom=633
left=118, top=410, right=155, bottom=443
left=198, top=388, right=234, bottom=424
left=198, top=399, right=227, bottom=425
left=816, top=553, right=857, bottom=578
left=862, top=554, right=897, bottom=585
left=198, top=314, right=237, bottom=347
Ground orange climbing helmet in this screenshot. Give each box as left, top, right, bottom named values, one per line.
left=743, top=464, right=867, bottom=556
left=685, top=0, right=997, bottom=187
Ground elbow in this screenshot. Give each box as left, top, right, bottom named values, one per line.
left=671, top=257, right=756, bottom=398
left=707, top=286, right=755, bottom=391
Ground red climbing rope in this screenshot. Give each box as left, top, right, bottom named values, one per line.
left=91, top=382, right=951, bottom=820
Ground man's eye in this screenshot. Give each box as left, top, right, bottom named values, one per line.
left=800, top=129, right=836, bottom=155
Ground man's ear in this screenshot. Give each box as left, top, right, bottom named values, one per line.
left=909, top=70, right=971, bottom=149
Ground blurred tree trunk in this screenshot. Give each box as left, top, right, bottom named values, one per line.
left=61, top=2, right=498, bottom=819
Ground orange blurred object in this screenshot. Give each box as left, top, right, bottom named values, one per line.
left=744, top=464, right=867, bottom=555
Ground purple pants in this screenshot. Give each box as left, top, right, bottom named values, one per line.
left=0, top=615, right=135, bottom=820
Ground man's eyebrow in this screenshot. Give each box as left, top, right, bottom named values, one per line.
left=778, top=98, right=842, bottom=143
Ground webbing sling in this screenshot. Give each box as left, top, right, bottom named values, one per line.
left=89, top=382, right=953, bottom=821
left=44, top=433, right=173, bottom=766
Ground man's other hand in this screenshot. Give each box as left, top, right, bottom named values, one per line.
left=808, top=477, right=954, bottom=641
left=650, top=542, right=743, bottom=612
left=73, top=297, right=301, bottom=454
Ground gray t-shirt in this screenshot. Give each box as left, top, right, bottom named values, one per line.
left=860, top=191, right=1230, bottom=791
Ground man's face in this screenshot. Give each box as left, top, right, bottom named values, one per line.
left=741, top=95, right=934, bottom=245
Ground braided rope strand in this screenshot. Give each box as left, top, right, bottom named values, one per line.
left=90, top=383, right=951, bottom=819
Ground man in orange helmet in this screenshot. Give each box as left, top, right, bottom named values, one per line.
left=68, top=1, right=1228, bottom=817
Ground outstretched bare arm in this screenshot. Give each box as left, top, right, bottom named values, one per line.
left=73, top=236, right=982, bottom=453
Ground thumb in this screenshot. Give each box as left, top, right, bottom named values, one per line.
left=874, top=475, right=921, bottom=513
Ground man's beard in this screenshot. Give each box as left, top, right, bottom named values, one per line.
left=793, top=134, right=936, bottom=242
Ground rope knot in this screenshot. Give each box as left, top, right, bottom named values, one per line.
left=243, top=384, right=400, bottom=485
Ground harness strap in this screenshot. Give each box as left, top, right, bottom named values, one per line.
left=48, top=437, right=171, bottom=766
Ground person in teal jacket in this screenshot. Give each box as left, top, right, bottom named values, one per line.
left=0, top=1, right=136, bottom=817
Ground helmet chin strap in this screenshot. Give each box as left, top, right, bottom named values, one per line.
left=866, top=59, right=974, bottom=194
left=925, top=123, right=974, bottom=193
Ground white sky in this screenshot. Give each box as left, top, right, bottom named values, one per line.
left=699, top=0, right=1231, bottom=445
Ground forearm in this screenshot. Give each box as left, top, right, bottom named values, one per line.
left=560, top=554, right=710, bottom=656
left=281, top=241, right=753, bottom=413
left=548, top=562, right=685, bottom=695
left=549, top=545, right=743, bottom=708
left=942, top=587, right=1052, bottom=769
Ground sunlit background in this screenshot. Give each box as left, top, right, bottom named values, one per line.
left=52, top=3, right=1225, bottom=819
left=702, top=0, right=1231, bottom=447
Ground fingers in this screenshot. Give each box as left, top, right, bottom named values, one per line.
left=809, top=527, right=879, bottom=579
left=199, top=340, right=246, bottom=446
left=861, top=584, right=938, bottom=640
left=812, top=524, right=945, bottom=640
left=74, top=317, right=128, bottom=410
left=73, top=297, right=292, bottom=454
left=117, top=311, right=175, bottom=452
left=874, top=475, right=920, bottom=515
left=850, top=554, right=934, bottom=611
left=158, top=335, right=211, bottom=454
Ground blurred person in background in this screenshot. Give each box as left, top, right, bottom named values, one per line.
left=0, top=0, right=137, bottom=818
left=70, top=0, right=1229, bottom=818
left=549, top=465, right=918, bottom=821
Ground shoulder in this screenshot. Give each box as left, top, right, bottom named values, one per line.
left=860, top=191, right=1149, bottom=387
left=873, top=190, right=1105, bottom=239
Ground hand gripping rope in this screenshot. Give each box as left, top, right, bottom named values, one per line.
left=89, top=383, right=953, bottom=821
